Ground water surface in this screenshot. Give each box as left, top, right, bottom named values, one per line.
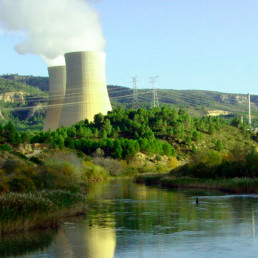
left=2, top=179, right=258, bottom=257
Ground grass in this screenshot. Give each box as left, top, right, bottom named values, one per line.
left=0, top=190, right=86, bottom=234
left=134, top=173, right=164, bottom=184
left=134, top=174, right=258, bottom=193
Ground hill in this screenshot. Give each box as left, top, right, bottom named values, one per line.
left=2, top=74, right=49, bottom=92
left=0, top=77, right=47, bottom=130
left=0, top=74, right=257, bottom=129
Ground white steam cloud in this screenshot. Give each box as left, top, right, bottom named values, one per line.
left=0, top=0, right=106, bottom=66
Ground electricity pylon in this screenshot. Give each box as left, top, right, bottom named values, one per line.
left=132, top=76, right=139, bottom=109
left=150, top=76, right=159, bottom=108
left=248, top=93, right=251, bottom=125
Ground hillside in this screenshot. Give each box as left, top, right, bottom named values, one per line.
left=0, top=74, right=257, bottom=129
left=2, top=74, right=49, bottom=92
left=0, top=107, right=257, bottom=170
left=109, top=86, right=257, bottom=112
left=109, top=86, right=258, bottom=126
left=0, top=77, right=47, bottom=130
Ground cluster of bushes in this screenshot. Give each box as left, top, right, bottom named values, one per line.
left=160, top=176, right=258, bottom=193
left=172, top=146, right=258, bottom=179
left=0, top=151, right=112, bottom=194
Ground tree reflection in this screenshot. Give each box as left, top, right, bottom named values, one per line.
left=0, top=229, right=56, bottom=257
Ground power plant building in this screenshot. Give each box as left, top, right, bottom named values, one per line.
left=43, top=66, right=66, bottom=131
left=58, top=51, right=112, bottom=127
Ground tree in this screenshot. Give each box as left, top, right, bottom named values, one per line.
left=100, top=129, right=107, bottom=139
left=163, top=143, right=172, bottom=156
left=94, top=113, right=104, bottom=127
left=230, top=117, right=242, bottom=128
left=103, top=119, right=112, bottom=135
left=192, top=131, right=202, bottom=142
left=215, top=140, right=223, bottom=152
left=185, top=136, right=192, bottom=146
left=112, top=140, right=123, bottom=159
left=4, top=122, right=17, bottom=144
left=208, top=124, right=216, bottom=134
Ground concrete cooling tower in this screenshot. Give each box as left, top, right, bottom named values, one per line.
left=59, top=51, right=112, bottom=127
left=43, top=66, right=66, bottom=131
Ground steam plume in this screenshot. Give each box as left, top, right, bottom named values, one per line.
left=0, top=0, right=105, bottom=66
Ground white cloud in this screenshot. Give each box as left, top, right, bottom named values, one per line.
left=0, top=0, right=105, bottom=66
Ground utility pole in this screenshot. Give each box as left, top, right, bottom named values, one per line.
left=150, top=76, right=159, bottom=108
left=132, top=76, right=139, bottom=109
left=248, top=93, right=251, bottom=125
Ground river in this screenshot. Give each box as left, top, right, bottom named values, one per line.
left=1, top=179, right=258, bottom=257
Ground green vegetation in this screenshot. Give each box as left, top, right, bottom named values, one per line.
left=160, top=177, right=258, bottom=193
left=0, top=77, right=47, bottom=131
left=0, top=149, right=95, bottom=233
left=0, top=106, right=256, bottom=182
left=171, top=145, right=258, bottom=178
left=0, top=190, right=86, bottom=233
left=135, top=175, right=258, bottom=193
left=32, top=107, right=255, bottom=156
left=135, top=146, right=258, bottom=193
left=1, top=74, right=49, bottom=92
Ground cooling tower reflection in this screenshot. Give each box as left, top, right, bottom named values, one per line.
left=52, top=217, right=116, bottom=258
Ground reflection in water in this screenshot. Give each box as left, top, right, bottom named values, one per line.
left=0, top=229, right=56, bottom=257
left=51, top=218, right=116, bottom=258
left=253, top=209, right=256, bottom=239
left=83, top=223, right=116, bottom=258
left=3, top=179, right=258, bottom=257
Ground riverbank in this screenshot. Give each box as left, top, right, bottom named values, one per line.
left=134, top=174, right=258, bottom=194
left=0, top=190, right=86, bottom=234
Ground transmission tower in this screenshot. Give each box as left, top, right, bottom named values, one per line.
left=248, top=93, right=252, bottom=125
left=132, top=76, right=139, bottom=109
left=150, top=76, right=159, bottom=108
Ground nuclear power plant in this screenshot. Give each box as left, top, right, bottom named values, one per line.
left=43, top=51, right=112, bottom=131
left=43, top=66, right=66, bottom=131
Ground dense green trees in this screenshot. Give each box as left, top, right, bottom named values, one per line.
left=0, top=107, right=255, bottom=160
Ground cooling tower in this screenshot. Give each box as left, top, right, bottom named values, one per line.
left=43, top=66, right=66, bottom=131
left=59, top=51, right=112, bottom=127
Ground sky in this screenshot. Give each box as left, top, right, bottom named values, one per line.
left=0, top=0, right=258, bottom=95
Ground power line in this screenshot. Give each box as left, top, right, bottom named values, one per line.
left=14, top=87, right=132, bottom=103
left=3, top=90, right=153, bottom=112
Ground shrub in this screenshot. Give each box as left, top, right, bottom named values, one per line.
left=122, top=167, right=140, bottom=176
left=93, top=157, right=122, bottom=176
left=82, top=161, right=108, bottom=180
left=35, top=161, right=82, bottom=192
left=192, top=150, right=222, bottom=167
left=29, top=156, right=43, bottom=165
left=3, top=159, right=19, bottom=174
left=0, top=144, right=11, bottom=152
left=0, top=178, right=9, bottom=192
left=166, top=157, right=179, bottom=169
left=12, top=152, right=28, bottom=160
left=8, top=175, right=36, bottom=192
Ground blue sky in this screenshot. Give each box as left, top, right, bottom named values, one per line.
left=1, top=0, right=258, bottom=94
